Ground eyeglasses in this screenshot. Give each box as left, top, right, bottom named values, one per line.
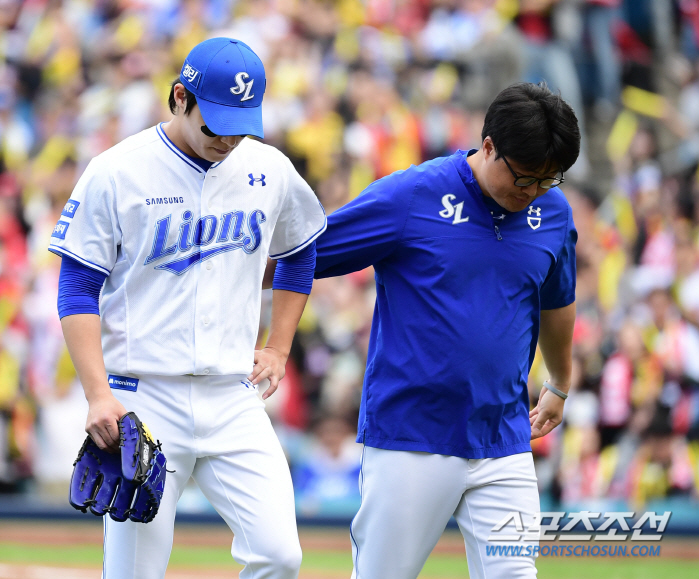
left=201, top=125, right=219, bottom=138
left=501, top=155, right=564, bottom=189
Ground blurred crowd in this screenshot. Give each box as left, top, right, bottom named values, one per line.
left=1, top=0, right=699, bottom=516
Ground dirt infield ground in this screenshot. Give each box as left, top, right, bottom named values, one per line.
left=1, top=520, right=698, bottom=578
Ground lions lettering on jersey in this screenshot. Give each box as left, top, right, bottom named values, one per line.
left=145, top=209, right=266, bottom=275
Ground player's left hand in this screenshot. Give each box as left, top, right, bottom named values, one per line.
left=529, top=385, right=566, bottom=440
left=248, top=346, right=288, bottom=400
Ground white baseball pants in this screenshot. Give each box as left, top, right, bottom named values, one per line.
left=349, top=448, right=539, bottom=579
left=104, top=374, right=301, bottom=579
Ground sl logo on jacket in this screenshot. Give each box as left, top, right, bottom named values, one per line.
left=145, top=209, right=266, bottom=275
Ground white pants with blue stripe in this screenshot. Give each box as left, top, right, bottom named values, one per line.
left=350, top=448, right=539, bottom=579
left=103, top=374, right=301, bottom=579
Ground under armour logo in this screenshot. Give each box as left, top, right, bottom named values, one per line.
left=527, top=206, right=542, bottom=230
left=248, top=174, right=266, bottom=186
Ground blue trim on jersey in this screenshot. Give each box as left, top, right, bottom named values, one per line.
left=155, top=123, right=213, bottom=172
left=156, top=123, right=205, bottom=174
left=269, top=204, right=327, bottom=259
left=48, top=245, right=111, bottom=276
left=349, top=445, right=366, bottom=575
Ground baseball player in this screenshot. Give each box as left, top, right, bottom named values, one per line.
left=314, top=83, right=580, bottom=579
left=50, top=38, right=326, bottom=579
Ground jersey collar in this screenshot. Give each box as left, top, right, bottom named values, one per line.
left=156, top=123, right=223, bottom=173
left=452, top=149, right=510, bottom=218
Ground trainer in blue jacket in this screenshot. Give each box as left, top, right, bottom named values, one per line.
left=314, top=82, right=580, bottom=579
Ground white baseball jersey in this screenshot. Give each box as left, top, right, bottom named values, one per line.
left=48, top=124, right=326, bottom=376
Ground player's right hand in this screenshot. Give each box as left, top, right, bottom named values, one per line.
left=85, top=392, right=128, bottom=453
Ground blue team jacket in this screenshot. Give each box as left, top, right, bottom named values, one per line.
left=314, top=150, right=577, bottom=459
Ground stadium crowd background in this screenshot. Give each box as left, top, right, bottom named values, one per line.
left=1, top=0, right=699, bottom=519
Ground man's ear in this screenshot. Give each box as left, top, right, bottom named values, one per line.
left=173, top=83, right=187, bottom=113
left=483, top=136, right=495, bottom=159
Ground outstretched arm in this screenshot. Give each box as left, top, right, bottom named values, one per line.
left=530, top=302, right=576, bottom=439
left=314, top=171, right=410, bottom=278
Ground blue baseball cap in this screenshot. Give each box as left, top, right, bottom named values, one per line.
left=180, top=38, right=266, bottom=138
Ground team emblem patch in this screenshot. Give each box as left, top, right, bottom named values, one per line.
left=181, top=63, right=201, bottom=88
left=108, top=374, right=139, bottom=392
left=230, top=72, right=255, bottom=102
left=527, top=206, right=542, bottom=230
left=248, top=174, right=266, bottom=186
left=439, top=194, right=469, bottom=225
left=52, top=220, right=70, bottom=239
left=61, top=200, right=80, bottom=218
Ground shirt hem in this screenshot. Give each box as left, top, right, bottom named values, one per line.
left=104, top=369, right=252, bottom=378
left=541, top=294, right=576, bottom=310
left=49, top=245, right=111, bottom=276
left=359, top=435, right=532, bottom=459
left=269, top=215, right=327, bottom=259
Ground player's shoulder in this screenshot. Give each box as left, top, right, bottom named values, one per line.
left=89, top=126, right=160, bottom=172
left=402, top=153, right=456, bottom=181
left=368, top=154, right=455, bottom=193
left=538, top=186, right=572, bottom=223
left=235, top=137, right=291, bottom=167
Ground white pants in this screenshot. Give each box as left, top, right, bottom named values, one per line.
left=104, top=374, right=301, bottom=579
left=350, top=448, right=539, bottom=579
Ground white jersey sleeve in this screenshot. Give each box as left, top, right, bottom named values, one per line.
left=48, top=157, right=120, bottom=275
left=267, top=158, right=326, bottom=259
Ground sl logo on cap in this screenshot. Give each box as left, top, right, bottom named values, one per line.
left=182, top=63, right=201, bottom=88
left=230, top=72, right=255, bottom=102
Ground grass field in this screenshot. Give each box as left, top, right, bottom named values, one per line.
left=0, top=520, right=696, bottom=578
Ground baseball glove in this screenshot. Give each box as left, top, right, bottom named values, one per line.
left=69, top=412, right=167, bottom=523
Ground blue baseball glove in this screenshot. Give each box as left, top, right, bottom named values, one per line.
left=69, top=412, right=167, bottom=523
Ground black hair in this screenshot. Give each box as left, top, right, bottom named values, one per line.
left=168, top=79, right=197, bottom=115
left=481, top=82, right=581, bottom=174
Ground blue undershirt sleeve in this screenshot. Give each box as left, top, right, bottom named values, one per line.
left=272, top=241, right=316, bottom=295
left=57, top=255, right=108, bottom=319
